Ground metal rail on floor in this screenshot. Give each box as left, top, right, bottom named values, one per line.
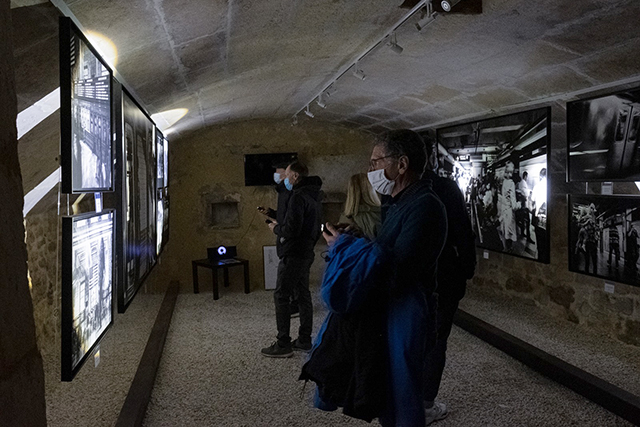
left=115, top=281, right=179, bottom=427
left=454, top=309, right=640, bottom=426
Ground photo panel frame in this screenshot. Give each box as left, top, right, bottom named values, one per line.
left=61, top=210, right=115, bottom=381
left=568, top=194, right=640, bottom=287
left=60, top=17, right=113, bottom=194
left=567, top=87, right=640, bottom=182
left=434, top=107, right=551, bottom=263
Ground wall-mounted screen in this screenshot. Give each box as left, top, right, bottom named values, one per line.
left=60, top=17, right=113, bottom=194
left=568, top=194, right=640, bottom=287
left=434, top=107, right=551, bottom=263
left=244, top=152, right=297, bottom=186
left=567, top=87, right=640, bottom=182
left=61, top=210, right=114, bottom=381
left=119, top=89, right=156, bottom=311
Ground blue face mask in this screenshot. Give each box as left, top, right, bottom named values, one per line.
left=284, top=177, right=293, bottom=191
left=273, top=172, right=283, bottom=184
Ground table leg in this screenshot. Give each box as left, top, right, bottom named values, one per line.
left=192, top=262, right=199, bottom=294
left=212, top=268, right=219, bottom=300
left=244, top=261, right=250, bottom=294
left=223, top=267, right=230, bottom=287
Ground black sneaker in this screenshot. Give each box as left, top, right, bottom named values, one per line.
left=292, top=338, right=312, bottom=352
left=261, top=341, right=293, bottom=358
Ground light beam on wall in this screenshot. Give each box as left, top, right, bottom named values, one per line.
left=23, top=168, right=61, bottom=217
left=151, top=108, right=189, bottom=133
left=85, top=31, right=118, bottom=68
left=17, top=87, right=60, bottom=139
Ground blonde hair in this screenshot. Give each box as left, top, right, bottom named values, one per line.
left=344, top=173, right=380, bottom=218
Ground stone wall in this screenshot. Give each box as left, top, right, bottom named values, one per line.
left=0, top=0, right=48, bottom=424
left=469, top=98, right=640, bottom=348
left=146, top=119, right=374, bottom=291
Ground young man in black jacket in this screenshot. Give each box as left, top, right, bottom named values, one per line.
left=422, top=139, right=477, bottom=424
left=261, top=160, right=323, bottom=357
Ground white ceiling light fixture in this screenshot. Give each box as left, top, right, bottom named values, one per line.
left=291, top=115, right=298, bottom=126
left=388, top=32, right=404, bottom=54
left=441, top=0, right=462, bottom=12
left=304, top=105, right=315, bottom=118
left=352, top=61, right=366, bottom=81
left=416, top=3, right=437, bottom=31
left=316, top=94, right=327, bottom=108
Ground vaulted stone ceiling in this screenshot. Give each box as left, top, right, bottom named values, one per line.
left=13, top=0, right=640, bottom=137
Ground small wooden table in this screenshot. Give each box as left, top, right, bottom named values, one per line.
left=192, top=258, right=250, bottom=300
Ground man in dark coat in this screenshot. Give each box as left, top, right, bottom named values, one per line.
left=261, top=160, right=323, bottom=357
left=422, top=139, right=477, bottom=424
left=317, top=130, right=447, bottom=426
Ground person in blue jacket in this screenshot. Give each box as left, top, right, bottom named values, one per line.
left=304, top=130, right=447, bottom=427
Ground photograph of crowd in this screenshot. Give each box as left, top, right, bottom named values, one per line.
left=435, top=107, right=550, bottom=262
left=568, top=87, right=640, bottom=181
left=69, top=211, right=114, bottom=370
left=568, top=195, right=640, bottom=287
left=69, top=27, right=112, bottom=192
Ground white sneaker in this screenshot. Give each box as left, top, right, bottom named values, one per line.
left=425, top=401, right=448, bottom=425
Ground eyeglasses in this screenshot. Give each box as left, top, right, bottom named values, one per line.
left=369, top=155, right=395, bottom=169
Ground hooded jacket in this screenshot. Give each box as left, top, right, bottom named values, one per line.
left=273, top=175, right=323, bottom=258
left=267, top=182, right=292, bottom=255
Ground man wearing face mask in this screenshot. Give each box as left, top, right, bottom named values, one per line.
left=261, top=160, right=323, bottom=357
left=258, top=161, right=300, bottom=317
left=304, top=130, right=447, bottom=426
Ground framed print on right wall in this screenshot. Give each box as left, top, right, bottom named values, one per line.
left=568, top=194, right=640, bottom=287
left=567, top=87, right=640, bottom=182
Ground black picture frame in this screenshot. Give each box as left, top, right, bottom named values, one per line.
left=117, top=88, right=157, bottom=312
left=156, top=128, right=164, bottom=189
left=434, top=107, right=551, bottom=263
left=59, top=17, right=113, bottom=194
left=61, top=209, right=115, bottom=381
left=567, top=87, right=640, bottom=182
left=568, top=194, right=640, bottom=287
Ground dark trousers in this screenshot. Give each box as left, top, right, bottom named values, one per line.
left=584, top=241, right=598, bottom=274
left=423, top=296, right=460, bottom=403
left=274, top=255, right=314, bottom=346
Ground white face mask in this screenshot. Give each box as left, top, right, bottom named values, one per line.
left=273, top=172, right=283, bottom=184
left=367, top=168, right=395, bottom=196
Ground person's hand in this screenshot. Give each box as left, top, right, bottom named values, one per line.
left=322, top=222, right=341, bottom=247
left=268, top=219, right=278, bottom=232
left=258, top=206, right=273, bottom=217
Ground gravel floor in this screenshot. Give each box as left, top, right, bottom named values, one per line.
left=144, top=288, right=632, bottom=427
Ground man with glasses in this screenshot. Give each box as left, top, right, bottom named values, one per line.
left=315, top=130, right=447, bottom=426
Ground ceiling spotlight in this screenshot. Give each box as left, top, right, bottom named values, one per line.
left=387, top=32, right=403, bottom=54
left=441, top=0, right=462, bottom=12
left=352, top=61, right=366, bottom=81
left=415, top=4, right=436, bottom=31
left=291, top=115, right=298, bottom=126
left=304, top=105, right=314, bottom=118
left=316, top=95, right=326, bottom=108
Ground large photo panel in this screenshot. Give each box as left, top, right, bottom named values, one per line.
left=60, top=17, right=113, bottom=193
left=568, top=194, right=640, bottom=287
left=435, top=107, right=551, bottom=263
left=61, top=210, right=114, bottom=381
left=567, top=87, right=640, bottom=182
left=121, top=90, right=155, bottom=310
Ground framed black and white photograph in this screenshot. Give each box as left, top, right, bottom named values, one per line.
left=156, top=129, right=164, bottom=189
left=567, top=87, right=640, bottom=182
left=568, top=194, right=640, bottom=287
left=60, top=17, right=113, bottom=194
left=61, top=210, right=114, bottom=381
left=434, top=107, right=551, bottom=263
left=118, top=89, right=156, bottom=311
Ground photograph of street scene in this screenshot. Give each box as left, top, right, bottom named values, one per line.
left=435, top=107, right=550, bottom=262
left=569, top=195, right=640, bottom=287
left=70, top=211, right=113, bottom=369
left=69, top=29, right=111, bottom=192
left=568, top=87, right=640, bottom=181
